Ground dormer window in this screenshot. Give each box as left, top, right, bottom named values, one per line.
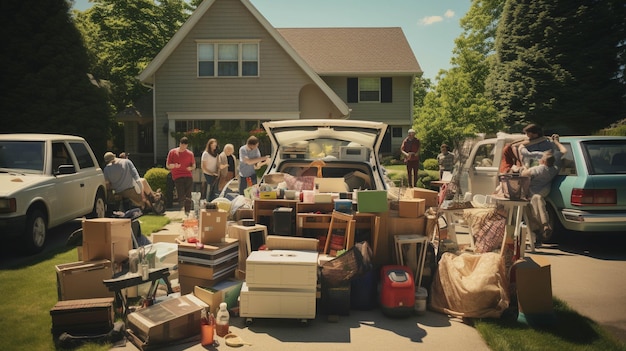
left=197, top=41, right=259, bottom=77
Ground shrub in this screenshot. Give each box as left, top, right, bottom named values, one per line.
left=423, top=158, right=438, bottom=171
left=144, top=167, right=169, bottom=193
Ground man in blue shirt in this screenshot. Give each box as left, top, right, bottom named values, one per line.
left=238, top=136, right=269, bottom=195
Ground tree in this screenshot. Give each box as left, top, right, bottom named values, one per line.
left=486, top=0, right=626, bottom=134
left=0, top=0, right=111, bottom=156
left=414, top=0, right=504, bottom=159
left=73, top=0, right=193, bottom=113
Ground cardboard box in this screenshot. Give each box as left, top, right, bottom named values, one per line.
left=356, top=190, right=388, bottom=213
left=178, top=273, right=234, bottom=295
left=50, top=297, right=114, bottom=336
left=398, top=198, right=426, bottom=218
left=193, top=279, right=244, bottom=315
left=199, top=209, right=228, bottom=244
left=388, top=214, right=425, bottom=236
left=126, top=294, right=208, bottom=347
left=266, top=235, right=319, bottom=251
left=82, top=218, right=132, bottom=268
left=150, top=232, right=183, bottom=244
left=314, top=193, right=333, bottom=203
left=514, top=256, right=553, bottom=316
left=410, top=188, right=439, bottom=208
left=56, top=260, right=114, bottom=301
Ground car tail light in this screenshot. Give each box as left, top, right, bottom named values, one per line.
left=571, top=189, right=617, bottom=206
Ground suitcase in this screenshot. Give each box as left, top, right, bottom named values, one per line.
left=379, top=265, right=415, bottom=317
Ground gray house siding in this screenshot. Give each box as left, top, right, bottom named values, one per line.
left=322, top=75, right=414, bottom=152
left=152, top=0, right=331, bottom=158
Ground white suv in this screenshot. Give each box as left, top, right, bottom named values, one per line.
left=0, top=134, right=107, bottom=254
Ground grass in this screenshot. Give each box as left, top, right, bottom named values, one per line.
left=2, top=214, right=625, bottom=351
left=475, top=298, right=626, bottom=351
left=0, top=215, right=169, bottom=351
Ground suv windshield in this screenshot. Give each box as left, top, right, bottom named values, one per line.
left=584, top=140, right=626, bottom=175
left=0, top=141, right=45, bottom=173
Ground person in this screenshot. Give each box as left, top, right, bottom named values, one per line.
left=217, top=143, right=237, bottom=195
left=436, top=143, right=455, bottom=180
left=518, top=123, right=555, bottom=167
left=238, top=136, right=269, bottom=195
left=201, top=138, right=219, bottom=202
left=103, top=152, right=155, bottom=209
left=400, top=129, right=420, bottom=187
left=166, top=137, right=196, bottom=214
left=521, top=135, right=567, bottom=245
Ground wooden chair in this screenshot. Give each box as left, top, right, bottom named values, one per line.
left=323, top=210, right=356, bottom=256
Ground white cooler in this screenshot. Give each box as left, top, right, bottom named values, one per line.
left=240, top=250, right=318, bottom=320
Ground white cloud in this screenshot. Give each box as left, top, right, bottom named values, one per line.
left=419, top=16, right=443, bottom=25
left=419, top=9, right=456, bottom=26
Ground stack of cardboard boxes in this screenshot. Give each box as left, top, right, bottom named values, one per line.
left=51, top=218, right=133, bottom=338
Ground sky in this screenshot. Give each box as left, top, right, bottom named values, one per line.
left=73, top=0, right=471, bottom=81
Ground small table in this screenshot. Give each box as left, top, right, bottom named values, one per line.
left=103, top=266, right=174, bottom=318
left=492, top=197, right=530, bottom=260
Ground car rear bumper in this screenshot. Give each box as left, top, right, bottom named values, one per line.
left=560, top=209, right=626, bottom=232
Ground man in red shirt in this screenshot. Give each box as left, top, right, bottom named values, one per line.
left=401, top=129, right=421, bottom=187
left=166, top=137, right=196, bottom=214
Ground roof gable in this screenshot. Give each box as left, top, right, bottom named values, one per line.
left=277, top=27, right=422, bottom=75
left=137, top=0, right=349, bottom=115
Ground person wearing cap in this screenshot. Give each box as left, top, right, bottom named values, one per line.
left=103, top=152, right=154, bottom=209
left=437, top=143, right=455, bottom=180
left=166, top=136, right=196, bottom=213
left=400, top=129, right=421, bottom=187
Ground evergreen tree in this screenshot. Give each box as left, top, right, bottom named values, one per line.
left=0, top=0, right=110, bottom=157
left=486, top=0, right=626, bottom=134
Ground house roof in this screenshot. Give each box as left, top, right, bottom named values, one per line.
left=138, top=0, right=350, bottom=116
left=277, top=27, right=422, bottom=76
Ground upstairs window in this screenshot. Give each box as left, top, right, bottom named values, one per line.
left=198, top=42, right=259, bottom=77
left=347, top=77, right=392, bottom=103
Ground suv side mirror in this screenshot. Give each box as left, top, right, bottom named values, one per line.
left=57, top=165, right=76, bottom=175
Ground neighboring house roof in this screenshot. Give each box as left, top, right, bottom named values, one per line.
left=277, top=27, right=422, bottom=76
left=137, top=0, right=350, bottom=115
left=116, top=93, right=153, bottom=122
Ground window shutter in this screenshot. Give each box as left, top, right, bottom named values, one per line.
left=347, top=78, right=358, bottom=103
left=381, top=77, right=392, bottom=103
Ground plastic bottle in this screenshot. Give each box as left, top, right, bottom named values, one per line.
left=215, top=302, right=230, bottom=337
left=200, top=308, right=215, bottom=346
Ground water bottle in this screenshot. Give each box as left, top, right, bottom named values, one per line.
left=215, top=302, right=230, bottom=337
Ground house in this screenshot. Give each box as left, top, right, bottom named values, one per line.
left=135, top=0, right=422, bottom=165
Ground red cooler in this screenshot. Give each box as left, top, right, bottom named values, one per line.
left=379, top=265, right=415, bottom=317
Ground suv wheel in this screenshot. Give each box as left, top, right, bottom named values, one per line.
left=23, top=209, right=47, bottom=254
left=90, top=191, right=106, bottom=218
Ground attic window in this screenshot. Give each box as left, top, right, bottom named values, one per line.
left=198, top=42, right=259, bottom=77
